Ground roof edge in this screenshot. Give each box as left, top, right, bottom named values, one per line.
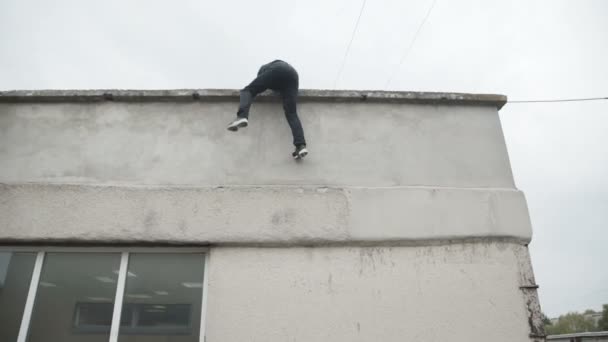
left=0, top=89, right=508, bottom=109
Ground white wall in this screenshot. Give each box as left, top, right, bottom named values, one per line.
left=0, top=100, right=513, bottom=188
left=0, top=91, right=529, bottom=245
left=0, top=90, right=542, bottom=341
left=0, top=183, right=531, bottom=244
left=206, top=243, right=531, bottom=342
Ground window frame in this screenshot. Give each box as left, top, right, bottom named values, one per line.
left=0, top=246, right=209, bottom=342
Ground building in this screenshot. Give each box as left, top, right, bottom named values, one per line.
left=548, top=331, right=608, bottom=342
left=0, top=89, right=543, bottom=342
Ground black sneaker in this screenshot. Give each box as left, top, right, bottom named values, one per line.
left=292, top=145, right=308, bottom=160
left=227, top=117, right=248, bottom=131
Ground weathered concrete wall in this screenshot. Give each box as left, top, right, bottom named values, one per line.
left=206, top=243, right=533, bottom=342
left=0, top=89, right=543, bottom=341
left=0, top=100, right=513, bottom=188
left=0, top=90, right=529, bottom=244
left=0, top=183, right=531, bottom=244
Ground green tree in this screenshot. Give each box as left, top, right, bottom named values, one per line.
left=542, top=312, right=553, bottom=326
left=598, top=304, right=608, bottom=331
left=545, top=312, right=597, bottom=335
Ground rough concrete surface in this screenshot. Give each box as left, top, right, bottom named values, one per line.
left=0, top=89, right=508, bottom=109
left=514, top=245, right=546, bottom=340
left=0, top=89, right=542, bottom=341
left=0, top=183, right=531, bottom=244
left=0, top=101, right=514, bottom=187
left=205, top=243, right=532, bottom=342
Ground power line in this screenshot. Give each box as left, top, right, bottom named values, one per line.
left=333, top=0, right=367, bottom=89
left=384, top=0, right=437, bottom=89
left=508, top=97, right=608, bottom=104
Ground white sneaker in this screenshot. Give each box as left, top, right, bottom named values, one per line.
left=227, top=118, right=248, bottom=131
left=292, top=145, right=308, bottom=160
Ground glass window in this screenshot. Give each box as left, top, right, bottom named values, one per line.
left=0, top=249, right=205, bottom=342
left=118, top=253, right=204, bottom=342
left=72, top=303, right=132, bottom=333
left=27, top=253, right=121, bottom=342
left=75, top=302, right=114, bottom=329
left=0, top=252, right=37, bottom=342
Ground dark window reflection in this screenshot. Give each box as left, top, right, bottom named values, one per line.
left=118, top=253, right=204, bottom=342
left=74, top=303, right=191, bottom=334
left=0, top=252, right=37, bottom=342
left=27, top=253, right=120, bottom=342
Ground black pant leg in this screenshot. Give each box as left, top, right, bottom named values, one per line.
left=237, top=71, right=278, bottom=118
left=281, top=87, right=306, bottom=147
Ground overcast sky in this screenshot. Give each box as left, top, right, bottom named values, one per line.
left=1, top=0, right=606, bottom=317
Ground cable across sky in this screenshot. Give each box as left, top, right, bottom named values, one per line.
left=384, top=0, right=438, bottom=89
left=508, top=97, right=608, bottom=104
left=333, top=0, right=367, bottom=89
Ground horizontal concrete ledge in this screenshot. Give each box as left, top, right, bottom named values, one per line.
left=0, top=183, right=532, bottom=245
left=0, top=237, right=527, bottom=248
left=0, top=89, right=508, bottom=109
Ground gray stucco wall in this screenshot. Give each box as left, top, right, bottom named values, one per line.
left=0, top=101, right=514, bottom=188
left=0, top=184, right=530, bottom=244
left=0, top=89, right=543, bottom=341
left=0, top=90, right=528, bottom=245
left=206, top=243, right=532, bottom=342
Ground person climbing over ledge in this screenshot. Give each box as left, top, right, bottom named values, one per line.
left=227, top=60, right=308, bottom=160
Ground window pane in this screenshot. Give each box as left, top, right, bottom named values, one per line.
left=72, top=302, right=132, bottom=333
left=0, top=252, right=37, bottom=342
left=118, top=253, right=204, bottom=342
left=138, top=304, right=191, bottom=327
left=27, top=253, right=121, bottom=342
